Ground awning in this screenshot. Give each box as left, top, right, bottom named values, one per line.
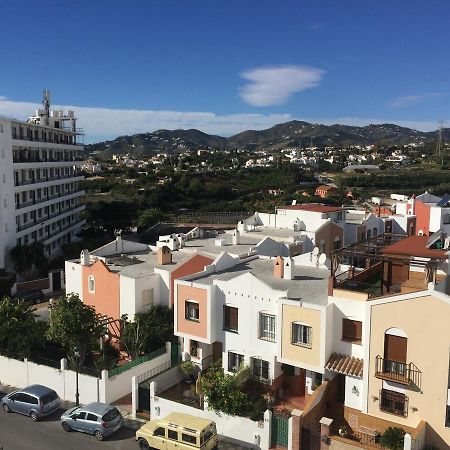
left=325, top=353, right=363, bottom=378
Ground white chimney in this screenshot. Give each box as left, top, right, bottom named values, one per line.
left=80, top=249, right=90, bottom=266
left=283, top=257, right=294, bottom=280
left=232, top=229, right=240, bottom=245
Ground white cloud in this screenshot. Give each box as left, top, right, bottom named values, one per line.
left=0, top=97, right=445, bottom=144
left=239, top=65, right=325, bottom=107
left=390, top=92, right=444, bottom=108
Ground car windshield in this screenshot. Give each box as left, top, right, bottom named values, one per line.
left=102, top=407, right=120, bottom=422
left=41, top=391, right=58, bottom=405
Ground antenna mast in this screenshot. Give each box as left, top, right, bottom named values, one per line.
left=436, top=121, right=444, bottom=168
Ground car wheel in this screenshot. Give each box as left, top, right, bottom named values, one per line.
left=62, top=421, right=71, bottom=432
left=138, top=438, right=150, bottom=449
left=30, top=411, right=38, bottom=421
left=94, top=430, right=104, bottom=441
left=2, top=403, right=10, bottom=413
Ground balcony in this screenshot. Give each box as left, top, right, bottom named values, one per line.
left=15, top=189, right=84, bottom=210
left=14, top=174, right=83, bottom=187
left=375, top=356, right=421, bottom=386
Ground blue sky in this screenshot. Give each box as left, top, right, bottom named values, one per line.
left=0, top=0, right=449, bottom=142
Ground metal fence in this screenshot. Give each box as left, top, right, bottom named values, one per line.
left=108, top=346, right=166, bottom=378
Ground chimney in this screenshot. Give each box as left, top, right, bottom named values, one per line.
left=283, top=257, right=294, bottom=280
left=232, top=229, right=240, bottom=245
left=273, top=256, right=284, bottom=279
left=80, top=249, right=90, bottom=266
left=157, top=246, right=172, bottom=265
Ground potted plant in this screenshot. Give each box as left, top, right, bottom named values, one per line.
left=180, top=360, right=197, bottom=384
left=338, top=426, right=349, bottom=437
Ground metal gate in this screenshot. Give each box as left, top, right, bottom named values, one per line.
left=301, top=422, right=321, bottom=450
left=138, top=381, right=151, bottom=413
left=171, top=341, right=180, bottom=366
left=271, top=413, right=290, bottom=447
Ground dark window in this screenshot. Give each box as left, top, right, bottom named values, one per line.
left=251, top=358, right=270, bottom=381
left=41, top=391, right=58, bottom=405
left=102, top=407, right=120, bottom=422
left=259, top=313, right=276, bottom=342
left=228, top=352, right=244, bottom=372
left=182, top=434, right=197, bottom=444
left=168, top=429, right=178, bottom=440
left=223, top=306, right=238, bottom=332
left=185, top=301, right=199, bottom=321
left=76, top=412, right=86, bottom=420
left=380, top=389, right=408, bottom=417
left=86, top=413, right=98, bottom=422
left=292, top=323, right=312, bottom=347
left=154, top=427, right=165, bottom=437
left=342, top=319, right=362, bottom=344
left=28, top=395, right=39, bottom=405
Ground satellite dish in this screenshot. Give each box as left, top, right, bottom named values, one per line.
left=312, top=247, right=319, bottom=256
left=318, top=253, right=327, bottom=266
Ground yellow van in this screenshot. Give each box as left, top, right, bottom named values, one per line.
left=136, top=412, right=218, bottom=450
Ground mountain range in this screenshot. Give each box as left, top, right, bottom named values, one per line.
left=86, top=120, right=449, bottom=158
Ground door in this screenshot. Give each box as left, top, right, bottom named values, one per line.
left=271, top=414, right=289, bottom=447
left=9, top=393, right=29, bottom=414
left=52, top=271, right=61, bottom=291
left=212, top=341, right=222, bottom=362
left=384, top=334, right=407, bottom=376
left=71, top=411, right=88, bottom=432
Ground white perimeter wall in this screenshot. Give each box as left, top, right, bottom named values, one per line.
left=344, top=376, right=363, bottom=410
left=0, top=343, right=171, bottom=405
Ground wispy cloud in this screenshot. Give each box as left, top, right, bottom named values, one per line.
left=239, top=65, right=325, bottom=107
left=0, top=97, right=445, bottom=144
left=309, top=22, right=323, bottom=31
left=390, top=92, right=444, bottom=108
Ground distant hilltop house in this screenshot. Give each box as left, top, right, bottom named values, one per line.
left=315, top=184, right=337, bottom=199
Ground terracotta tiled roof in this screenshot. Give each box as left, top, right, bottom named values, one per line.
left=325, top=353, right=363, bottom=378
left=382, top=235, right=446, bottom=259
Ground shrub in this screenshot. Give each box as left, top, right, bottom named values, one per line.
left=379, top=427, right=406, bottom=450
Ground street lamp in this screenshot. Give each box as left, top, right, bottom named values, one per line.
left=73, top=347, right=81, bottom=406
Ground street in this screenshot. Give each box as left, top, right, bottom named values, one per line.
left=0, top=406, right=247, bottom=450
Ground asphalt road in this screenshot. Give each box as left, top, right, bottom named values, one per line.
left=0, top=407, right=247, bottom=450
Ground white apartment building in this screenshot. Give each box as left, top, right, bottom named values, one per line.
left=0, top=92, right=85, bottom=269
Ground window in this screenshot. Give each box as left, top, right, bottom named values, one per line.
left=333, top=237, right=341, bottom=250
left=336, top=212, right=343, bottom=221
left=380, top=389, right=408, bottom=417
left=223, top=306, right=238, bottom=332
left=75, top=412, right=86, bottom=419
left=259, top=313, right=276, bottom=342
left=291, top=323, right=312, bottom=348
left=190, top=340, right=199, bottom=358
left=168, top=429, right=178, bottom=440
left=142, top=289, right=154, bottom=307
left=88, top=275, right=95, bottom=293
left=342, top=319, right=362, bottom=344
left=185, top=301, right=199, bottom=321
left=228, top=352, right=244, bottom=372
left=182, top=434, right=197, bottom=444
left=319, top=240, right=326, bottom=254
left=86, top=413, right=98, bottom=422
left=154, top=427, right=165, bottom=437
left=251, top=357, right=270, bottom=382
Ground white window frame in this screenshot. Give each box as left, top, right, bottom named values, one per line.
left=259, top=313, right=276, bottom=342
left=291, top=322, right=312, bottom=348
left=228, top=352, right=244, bottom=373
left=185, top=300, right=200, bottom=322
left=88, top=275, right=95, bottom=293
left=251, top=357, right=270, bottom=382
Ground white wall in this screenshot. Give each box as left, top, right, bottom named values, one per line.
left=344, top=376, right=363, bottom=410
left=430, top=206, right=449, bottom=233
left=0, top=120, right=17, bottom=269
left=64, top=261, right=83, bottom=299
left=151, top=381, right=271, bottom=450
left=214, top=273, right=283, bottom=381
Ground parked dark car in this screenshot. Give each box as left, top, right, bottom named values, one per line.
left=13, top=289, right=45, bottom=304
left=1, top=384, right=61, bottom=421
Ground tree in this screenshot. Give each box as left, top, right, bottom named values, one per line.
left=0, top=297, right=45, bottom=358
left=46, top=294, right=103, bottom=367
left=9, top=243, right=48, bottom=280
left=137, top=208, right=164, bottom=231
left=379, top=427, right=406, bottom=450
left=120, top=306, right=175, bottom=358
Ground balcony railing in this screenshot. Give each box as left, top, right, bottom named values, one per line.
left=15, top=189, right=84, bottom=210
left=375, top=355, right=421, bottom=386
left=14, top=173, right=83, bottom=187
